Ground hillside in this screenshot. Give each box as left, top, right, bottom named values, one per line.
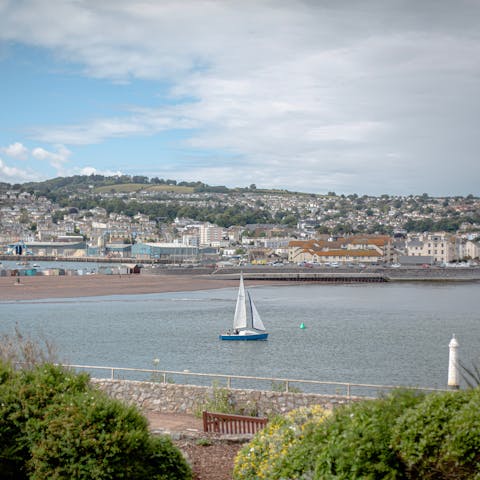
left=1, top=175, right=311, bottom=197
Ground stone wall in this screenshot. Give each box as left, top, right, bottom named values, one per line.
left=91, top=379, right=360, bottom=417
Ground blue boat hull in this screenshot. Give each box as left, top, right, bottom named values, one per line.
left=219, top=333, right=268, bottom=341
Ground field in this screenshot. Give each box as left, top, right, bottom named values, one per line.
left=93, top=183, right=195, bottom=194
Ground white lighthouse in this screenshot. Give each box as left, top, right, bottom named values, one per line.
left=447, top=334, right=459, bottom=389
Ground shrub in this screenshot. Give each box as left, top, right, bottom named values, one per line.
left=194, top=381, right=236, bottom=417
left=0, top=362, right=90, bottom=479
left=234, top=404, right=329, bottom=480
left=312, top=389, right=424, bottom=479
left=443, top=388, right=480, bottom=479
left=234, top=390, right=424, bottom=480
left=28, top=391, right=191, bottom=479
left=0, top=363, right=191, bottom=480
left=392, top=388, right=479, bottom=479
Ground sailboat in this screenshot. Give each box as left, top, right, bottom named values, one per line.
left=219, top=273, right=268, bottom=341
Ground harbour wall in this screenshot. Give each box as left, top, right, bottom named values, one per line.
left=91, top=379, right=359, bottom=417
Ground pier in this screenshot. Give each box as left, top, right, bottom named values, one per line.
left=211, top=271, right=388, bottom=283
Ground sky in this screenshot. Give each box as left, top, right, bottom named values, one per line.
left=0, top=0, right=479, bottom=196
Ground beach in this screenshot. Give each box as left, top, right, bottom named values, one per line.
left=0, top=273, right=286, bottom=301
left=0, top=274, right=241, bottom=301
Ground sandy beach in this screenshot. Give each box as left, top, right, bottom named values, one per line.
left=0, top=274, right=237, bottom=301
left=0, top=273, right=282, bottom=301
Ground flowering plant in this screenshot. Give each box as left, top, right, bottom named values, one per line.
left=233, top=404, right=329, bottom=480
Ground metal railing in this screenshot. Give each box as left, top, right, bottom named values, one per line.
left=60, top=364, right=449, bottom=399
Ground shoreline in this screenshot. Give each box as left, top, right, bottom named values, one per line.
left=1, top=269, right=478, bottom=301
left=0, top=274, right=287, bottom=301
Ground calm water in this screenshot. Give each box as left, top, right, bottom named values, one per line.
left=0, top=282, right=479, bottom=390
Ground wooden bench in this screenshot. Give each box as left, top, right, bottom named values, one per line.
left=202, top=411, right=268, bottom=435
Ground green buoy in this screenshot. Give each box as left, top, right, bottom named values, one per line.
left=300, top=322, right=306, bottom=329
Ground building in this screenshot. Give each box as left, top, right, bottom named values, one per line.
left=131, top=242, right=198, bottom=261
left=199, top=223, right=224, bottom=246
left=6, top=241, right=87, bottom=257
left=288, top=235, right=392, bottom=264
left=465, top=238, right=480, bottom=260
left=405, top=233, right=456, bottom=264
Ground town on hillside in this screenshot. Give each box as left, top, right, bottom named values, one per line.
left=0, top=177, right=479, bottom=267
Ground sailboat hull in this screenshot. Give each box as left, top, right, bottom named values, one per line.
left=219, top=332, right=268, bottom=341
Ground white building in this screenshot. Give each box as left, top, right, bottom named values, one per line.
left=465, top=238, right=480, bottom=260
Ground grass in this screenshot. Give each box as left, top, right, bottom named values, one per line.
left=93, top=183, right=195, bottom=194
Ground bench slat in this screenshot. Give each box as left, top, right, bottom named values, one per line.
left=203, top=411, right=268, bottom=434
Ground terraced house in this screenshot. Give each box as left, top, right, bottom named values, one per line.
left=288, top=235, right=393, bottom=265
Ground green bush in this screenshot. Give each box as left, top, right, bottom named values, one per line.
left=0, top=362, right=191, bottom=480
left=392, top=388, right=480, bottom=479
left=234, top=388, right=480, bottom=480
left=444, top=388, right=480, bottom=479
left=234, top=390, right=423, bottom=480
left=0, top=362, right=90, bottom=479
left=312, top=389, right=424, bottom=480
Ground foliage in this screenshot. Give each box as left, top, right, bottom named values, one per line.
left=442, top=389, right=480, bottom=478
left=195, top=438, right=213, bottom=447
left=194, top=381, right=262, bottom=417
left=233, top=405, right=329, bottom=480
left=234, top=388, right=480, bottom=480
left=312, top=389, right=424, bottom=479
left=194, top=381, right=236, bottom=417
left=28, top=391, right=191, bottom=480
left=0, top=326, right=58, bottom=370
left=0, top=363, right=92, bottom=479
left=458, top=356, right=480, bottom=388
left=392, top=389, right=480, bottom=479
left=0, top=362, right=191, bottom=480
left=234, top=390, right=424, bottom=480
left=271, top=380, right=302, bottom=393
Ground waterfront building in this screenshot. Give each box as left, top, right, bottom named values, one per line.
left=287, top=235, right=392, bottom=264
left=5, top=241, right=87, bottom=257
left=131, top=242, right=198, bottom=261
left=465, top=238, right=480, bottom=261
left=405, top=232, right=456, bottom=264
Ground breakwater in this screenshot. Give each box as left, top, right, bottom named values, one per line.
left=91, top=379, right=358, bottom=417
left=210, top=266, right=480, bottom=282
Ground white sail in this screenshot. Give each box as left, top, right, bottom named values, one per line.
left=250, top=296, right=266, bottom=331
left=233, top=274, right=247, bottom=329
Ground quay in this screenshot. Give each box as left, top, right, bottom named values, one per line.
left=211, top=271, right=388, bottom=283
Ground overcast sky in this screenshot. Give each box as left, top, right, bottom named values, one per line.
left=0, top=0, right=479, bottom=195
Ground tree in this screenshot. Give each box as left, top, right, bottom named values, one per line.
left=19, top=208, right=30, bottom=224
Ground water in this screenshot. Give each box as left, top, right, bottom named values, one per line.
left=0, top=282, right=479, bottom=390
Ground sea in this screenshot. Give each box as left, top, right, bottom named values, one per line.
left=1, top=272, right=479, bottom=392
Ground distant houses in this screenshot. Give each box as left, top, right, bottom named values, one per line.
left=288, top=235, right=393, bottom=265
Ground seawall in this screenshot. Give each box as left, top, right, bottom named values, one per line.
left=91, top=379, right=360, bottom=417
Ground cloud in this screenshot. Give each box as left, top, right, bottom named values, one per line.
left=32, top=145, right=71, bottom=170
left=78, top=166, right=123, bottom=177
left=31, top=111, right=179, bottom=145
left=0, top=158, right=39, bottom=182
left=1, top=1, right=479, bottom=194
left=2, top=142, right=29, bottom=160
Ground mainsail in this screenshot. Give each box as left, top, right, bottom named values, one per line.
left=233, top=274, right=247, bottom=330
